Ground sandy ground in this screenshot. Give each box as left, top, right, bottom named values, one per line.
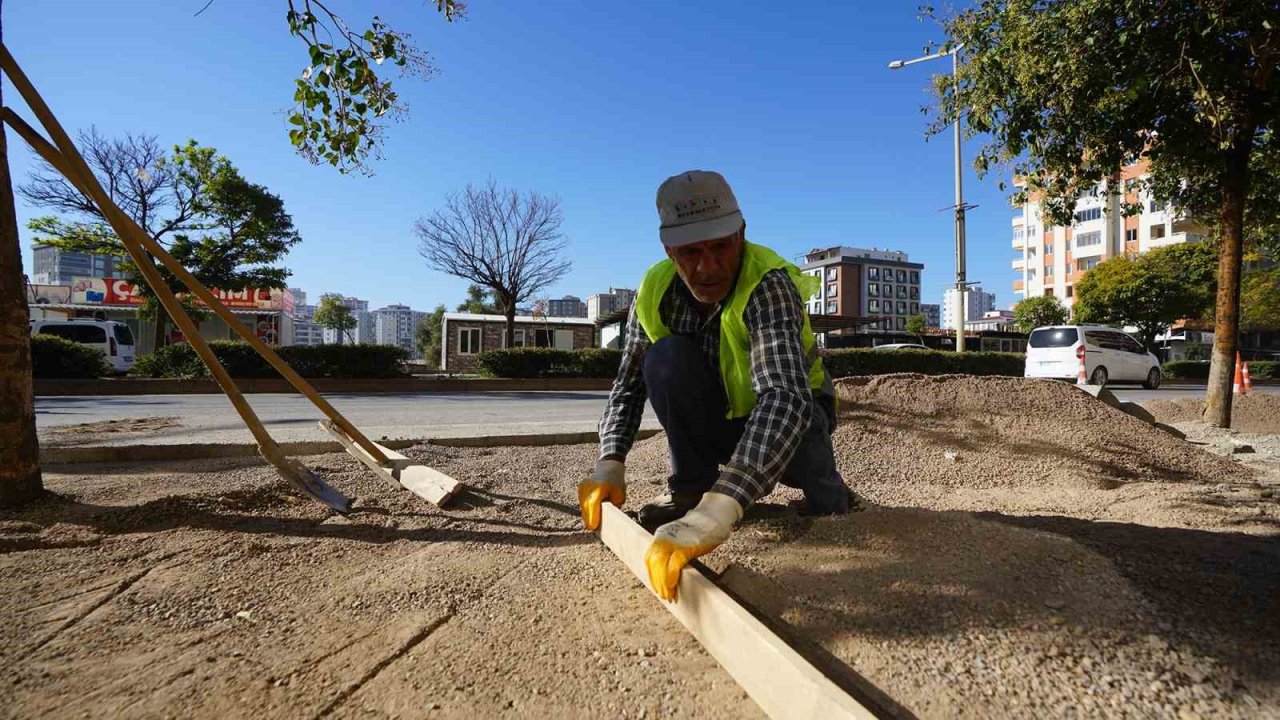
left=4, top=375, right=1279, bottom=719
left=41, top=416, right=185, bottom=447
left=1145, top=393, right=1280, bottom=436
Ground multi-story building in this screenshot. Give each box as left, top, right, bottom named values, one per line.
left=587, top=288, right=636, bottom=322
left=546, top=295, right=587, bottom=318
left=942, top=287, right=996, bottom=331
left=1011, top=161, right=1207, bottom=306
left=798, top=246, right=924, bottom=332
left=291, top=318, right=324, bottom=346
left=966, top=309, right=1017, bottom=333
left=30, top=244, right=127, bottom=285
left=373, top=304, right=429, bottom=359
left=920, top=303, right=941, bottom=329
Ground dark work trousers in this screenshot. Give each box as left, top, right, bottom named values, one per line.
left=642, top=335, right=850, bottom=513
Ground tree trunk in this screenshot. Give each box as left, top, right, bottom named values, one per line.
left=0, top=112, right=45, bottom=507
left=151, top=293, right=170, bottom=351
left=1204, top=136, right=1251, bottom=428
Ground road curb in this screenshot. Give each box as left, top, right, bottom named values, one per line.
left=35, top=376, right=614, bottom=396
left=40, top=429, right=663, bottom=465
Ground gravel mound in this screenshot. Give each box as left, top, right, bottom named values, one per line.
left=1146, top=393, right=1280, bottom=435
left=831, top=374, right=1246, bottom=500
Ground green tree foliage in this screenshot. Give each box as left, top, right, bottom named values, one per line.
left=1013, top=295, right=1070, bottom=333
left=905, top=314, right=926, bottom=342
left=25, top=138, right=299, bottom=346
left=1072, top=243, right=1218, bottom=349
left=1242, top=266, right=1280, bottom=330
left=314, top=293, right=357, bottom=345
left=928, top=0, right=1280, bottom=426
left=284, top=0, right=463, bottom=174
left=455, top=284, right=498, bottom=314
left=416, top=303, right=447, bottom=368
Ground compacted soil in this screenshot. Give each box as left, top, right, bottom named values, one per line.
left=4, top=375, right=1279, bottom=719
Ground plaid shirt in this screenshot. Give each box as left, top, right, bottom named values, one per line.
left=598, top=267, right=831, bottom=508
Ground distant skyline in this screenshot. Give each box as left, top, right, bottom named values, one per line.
left=10, top=1, right=1017, bottom=313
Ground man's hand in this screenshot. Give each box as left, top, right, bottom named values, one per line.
left=578, top=458, right=626, bottom=531
left=644, top=492, right=743, bottom=602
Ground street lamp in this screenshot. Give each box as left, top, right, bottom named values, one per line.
left=889, top=44, right=974, bottom=353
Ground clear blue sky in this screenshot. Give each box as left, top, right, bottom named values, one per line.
left=6, top=1, right=1016, bottom=311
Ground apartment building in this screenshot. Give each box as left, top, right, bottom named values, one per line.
left=1011, top=161, right=1207, bottom=306
left=798, top=246, right=924, bottom=332
left=920, top=303, right=941, bottom=329
left=586, top=288, right=636, bottom=322
left=374, top=304, right=429, bottom=359
left=546, top=295, right=587, bottom=318
left=942, top=287, right=996, bottom=331
left=30, top=244, right=127, bottom=285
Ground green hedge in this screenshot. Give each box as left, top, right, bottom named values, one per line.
left=30, top=334, right=113, bottom=378
left=132, top=341, right=409, bottom=379
left=822, top=348, right=1025, bottom=378
left=476, top=348, right=623, bottom=378
left=1163, top=359, right=1278, bottom=380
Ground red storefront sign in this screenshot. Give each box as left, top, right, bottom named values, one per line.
left=70, top=277, right=283, bottom=310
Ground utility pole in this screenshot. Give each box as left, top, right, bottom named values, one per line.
left=889, top=44, right=974, bottom=352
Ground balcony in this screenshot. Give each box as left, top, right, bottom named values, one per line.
left=1012, top=257, right=1025, bottom=270
left=1012, top=233, right=1026, bottom=250
left=1013, top=279, right=1024, bottom=292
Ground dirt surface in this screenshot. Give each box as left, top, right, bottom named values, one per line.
left=40, top=416, right=184, bottom=447
left=4, top=374, right=1279, bottom=719
left=1145, top=393, right=1280, bottom=436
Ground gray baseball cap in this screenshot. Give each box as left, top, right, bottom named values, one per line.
left=655, top=170, right=744, bottom=247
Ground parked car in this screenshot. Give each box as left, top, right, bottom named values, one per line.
left=1025, top=325, right=1161, bottom=388
left=30, top=318, right=136, bottom=374
left=872, top=343, right=930, bottom=350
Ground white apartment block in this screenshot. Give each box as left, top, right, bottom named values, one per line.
left=291, top=318, right=324, bottom=346
left=374, top=304, right=429, bottom=359
left=586, top=288, right=636, bottom=322
left=942, top=287, right=996, bottom=331
left=1012, top=162, right=1207, bottom=307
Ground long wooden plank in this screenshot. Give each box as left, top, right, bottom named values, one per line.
left=319, top=421, right=462, bottom=506
left=597, top=503, right=877, bottom=720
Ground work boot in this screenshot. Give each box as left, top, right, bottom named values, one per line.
left=791, top=486, right=863, bottom=517
left=637, top=491, right=703, bottom=532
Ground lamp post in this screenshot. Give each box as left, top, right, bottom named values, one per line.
left=889, top=44, right=972, bottom=352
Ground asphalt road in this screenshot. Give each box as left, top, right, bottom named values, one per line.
left=35, top=391, right=660, bottom=446
left=34, top=385, right=1274, bottom=446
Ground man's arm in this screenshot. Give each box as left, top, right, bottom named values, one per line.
left=710, top=269, right=813, bottom=509
left=598, top=303, right=650, bottom=460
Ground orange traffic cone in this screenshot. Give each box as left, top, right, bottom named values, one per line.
left=1076, top=345, right=1088, bottom=385
left=1242, top=358, right=1253, bottom=394
left=1233, top=352, right=1244, bottom=395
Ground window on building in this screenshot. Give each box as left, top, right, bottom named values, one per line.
left=909, top=271, right=919, bottom=284
left=869, top=299, right=880, bottom=312
left=1045, top=263, right=1054, bottom=276
left=508, top=330, right=527, bottom=348
left=1150, top=224, right=1166, bottom=239
left=868, top=267, right=879, bottom=280
left=882, top=283, right=892, bottom=295
left=825, top=300, right=837, bottom=313
left=534, top=328, right=553, bottom=347
left=1028, top=268, right=1038, bottom=280
left=910, top=302, right=919, bottom=315
left=1044, top=242, right=1053, bottom=255
left=896, top=269, right=907, bottom=283
left=1149, top=200, right=1159, bottom=213
left=1125, top=228, right=1138, bottom=243
left=1077, top=257, right=1100, bottom=272
left=826, top=267, right=838, bottom=280
left=1044, top=288, right=1055, bottom=297
left=459, top=327, right=481, bottom=354
left=896, top=285, right=908, bottom=299
left=1027, top=225, right=1038, bottom=237
left=1066, top=285, right=1074, bottom=297
left=896, top=317, right=907, bottom=330
left=909, top=287, right=919, bottom=299
left=897, top=301, right=907, bottom=314
left=1073, top=207, right=1103, bottom=223
left=827, top=283, right=837, bottom=297
left=1075, top=230, right=1102, bottom=247
left=867, top=284, right=878, bottom=297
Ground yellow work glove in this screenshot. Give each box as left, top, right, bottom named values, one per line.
left=644, top=492, right=743, bottom=602
left=578, top=458, right=626, bottom=531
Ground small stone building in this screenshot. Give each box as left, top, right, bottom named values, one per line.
left=440, top=312, right=596, bottom=373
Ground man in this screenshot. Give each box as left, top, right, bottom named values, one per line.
left=578, top=170, right=854, bottom=602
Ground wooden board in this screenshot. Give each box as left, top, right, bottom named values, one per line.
left=320, top=420, right=402, bottom=490
left=597, top=503, right=877, bottom=720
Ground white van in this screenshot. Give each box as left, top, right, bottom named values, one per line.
left=1025, top=325, right=1161, bottom=388
left=30, top=319, right=137, bottom=374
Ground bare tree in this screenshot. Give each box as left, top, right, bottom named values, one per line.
left=415, top=181, right=571, bottom=348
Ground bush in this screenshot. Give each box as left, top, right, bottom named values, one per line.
left=476, top=347, right=623, bottom=378
left=822, top=348, right=1025, bottom=378
left=30, top=334, right=113, bottom=378
left=1250, top=360, right=1278, bottom=380
left=1161, top=360, right=1210, bottom=379
left=132, top=341, right=409, bottom=379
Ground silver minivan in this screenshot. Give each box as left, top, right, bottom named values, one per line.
left=1025, top=325, right=1161, bottom=388
left=30, top=318, right=137, bottom=374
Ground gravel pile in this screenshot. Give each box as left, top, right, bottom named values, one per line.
left=1146, top=393, right=1280, bottom=435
